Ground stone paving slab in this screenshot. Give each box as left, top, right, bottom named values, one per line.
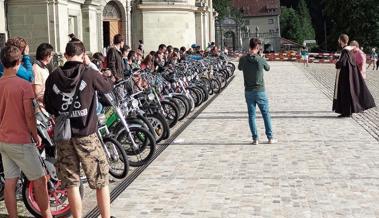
left=106, top=62, right=379, bottom=217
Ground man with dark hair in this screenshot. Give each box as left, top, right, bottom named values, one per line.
left=0, top=37, right=33, bottom=82
left=179, top=46, right=187, bottom=62
left=0, top=46, right=52, bottom=218
left=44, top=41, right=113, bottom=218
left=158, top=44, right=167, bottom=53
left=138, top=39, right=144, bottom=57
left=333, top=34, right=376, bottom=117
left=33, top=43, right=54, bottom=103
left=238, top=38, right=276, bottom=145
left=156, top=44, right=167, bottom=70
left=107, top=33, right=125, bottom=81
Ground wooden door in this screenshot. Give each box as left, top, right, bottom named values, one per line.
left=109, top=20, right=123, bottom=45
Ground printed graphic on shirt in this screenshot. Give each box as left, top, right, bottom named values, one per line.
left=52, top=80, right=88, bottom=117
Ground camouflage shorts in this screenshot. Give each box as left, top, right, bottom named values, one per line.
left=55, top=133, right=109, bottom=189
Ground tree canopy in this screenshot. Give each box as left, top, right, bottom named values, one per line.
left=280, top=7, right=303, bottom=44
left=323, top=0, right=379, bottom=51
left=213, top=0, right=232, bottom=19
left=280, top=0, right=315, bottom=45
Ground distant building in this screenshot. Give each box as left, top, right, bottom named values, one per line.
left=0, top=0, right=215, bottom=55
left=215, top=0, right=281, bottom=52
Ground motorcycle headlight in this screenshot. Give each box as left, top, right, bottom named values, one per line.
left=148, top=93, right=155, bottom=101
left=98, top=114, right=106, bottom=125
left=132, top=99, right=139, bottom=108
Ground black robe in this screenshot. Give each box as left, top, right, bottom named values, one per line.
left=333, top=47, right=376, bottom=115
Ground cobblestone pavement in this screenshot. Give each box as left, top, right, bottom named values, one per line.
left=108, top=62, right=379, bottom=218
left=302, top=64, right=379, bottom=141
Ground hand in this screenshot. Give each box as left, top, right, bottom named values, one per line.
left=33, top=135, right=42, bottom=148
left=24, top=45, right=30, bottom=55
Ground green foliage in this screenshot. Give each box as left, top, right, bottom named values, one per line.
left=280, top=7, right=303, bottom=44
left=296, top=0, right=315, bottom=41
left=280, top=0, right=316, bottom=45
left=230, top=7, right=244, bottom=25
left=213, top=0, right=232, bottom=19
left=323, top=0, right=379, bottom=51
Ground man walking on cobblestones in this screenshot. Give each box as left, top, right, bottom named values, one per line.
left=238, top=38, right=276, bottom=145
left=333, top=34, right=376, bottom=117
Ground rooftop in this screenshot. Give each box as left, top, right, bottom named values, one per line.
left=232, top=0, right=280, bottom=17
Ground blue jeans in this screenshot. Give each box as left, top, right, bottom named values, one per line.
left=245, top=91, right=273, bottom=140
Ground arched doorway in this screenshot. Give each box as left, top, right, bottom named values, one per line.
left=224, top=31, right=236, bottom=51
left=103, top=1, right=123, bottom=48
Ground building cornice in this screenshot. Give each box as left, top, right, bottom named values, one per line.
left=7, top=0, right=68, bottom=5
left=6, top=0, right=91, bottom=5
left=138, top=4, right=198, bottom=12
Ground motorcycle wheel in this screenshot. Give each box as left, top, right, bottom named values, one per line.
left=103, top=137, right=129, bottom=179
left=22, top=177, right=84, bottom=218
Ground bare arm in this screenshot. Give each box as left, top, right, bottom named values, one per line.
left=23, top=97, right=39, bottom=144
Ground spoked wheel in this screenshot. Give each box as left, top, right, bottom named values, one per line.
left=160, top=100, right=179, bottom=128
left=103, top=137, right=129, bottom=179
left=210, top=78, right=221, bottom=94
left=187, top=88, right=201, bottom=107
left=117, top=127, right=156, bottom=167
left=172, top=95, right=189, bottom=120
left=196, top=85, right=209, bottom=102
left=216, top=73, right=227, bottom=89
left=201, top=78, right=212, bottom=95
left=227, top=62, right=236, bottom=75
left=146, top=113, right=170, bottom=142
left=23, top=178, right=84, bottom=218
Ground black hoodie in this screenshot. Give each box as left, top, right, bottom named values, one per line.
left=44, top=61, right=112, bottom=137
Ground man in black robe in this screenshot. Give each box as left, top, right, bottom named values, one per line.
left=333, top=34, right=376, bottom=117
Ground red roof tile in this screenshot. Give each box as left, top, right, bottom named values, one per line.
left=232, top=0, right=281, bottom=17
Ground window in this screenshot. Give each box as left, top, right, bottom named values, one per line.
left=268, top=18, right=274, bottom=24
left=68, top=16, right=78, bottom=36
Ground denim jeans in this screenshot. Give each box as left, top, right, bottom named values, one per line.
left=245, top=91, right=273, bottom=140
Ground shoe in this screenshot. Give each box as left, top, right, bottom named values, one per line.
left=268, top=139, right=278, bottom=144
left=252, top=139, right=259, bottom=145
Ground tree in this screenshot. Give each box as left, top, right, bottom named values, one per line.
left=296, top=0, right=315, bottom=41
left=323, top=0, right=379, bottom=51
left=280, top=7, right=303, bottom=44
left=213, top=0, right=232, bottom=19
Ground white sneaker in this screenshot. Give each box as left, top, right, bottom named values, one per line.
left=252, top=139, right=259, bottom=145
left=268, top=139, right=278, bottom=144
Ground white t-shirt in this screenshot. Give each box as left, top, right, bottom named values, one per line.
left=32, top=62, right=49, bottom=98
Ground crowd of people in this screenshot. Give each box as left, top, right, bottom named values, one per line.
left=0, top=33, right=223, bottom=218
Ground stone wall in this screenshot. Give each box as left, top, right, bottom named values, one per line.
left=135, top=0, right=215, bottom=52
left=2, top=0, right=214, bottom=54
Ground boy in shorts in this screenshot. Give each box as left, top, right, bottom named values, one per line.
left=0, top=46, right=52, bottom=218
left=44, top=40, right=113, bottom=218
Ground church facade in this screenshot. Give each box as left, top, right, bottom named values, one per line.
left=216, top=0, right=281, bottom=52
left=0, top=0, right=215, bottom=54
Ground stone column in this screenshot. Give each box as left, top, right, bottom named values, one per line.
left=82, top=2, right=100, bottom=53
left=0, top=0, right=6, bottom=35
left=126, top=0, right=132, bottom=46
left=207, top=0, right=215, bottom=43
left=195, top=11, right=204, bottom=48
left=54, top=0, right=69, bottom=53
left=203, top=10, right=209, bottom=48
left=96, top=7, right=104, bottom=54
